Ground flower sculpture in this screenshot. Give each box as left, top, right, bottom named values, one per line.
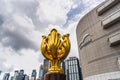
left=40, top=29, right=71, bottom=74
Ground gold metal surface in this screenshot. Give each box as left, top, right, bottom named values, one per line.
left=40, top=29, right=71, bottom=74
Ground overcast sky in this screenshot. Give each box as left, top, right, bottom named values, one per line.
left=0, top=0, right=105, bottom=78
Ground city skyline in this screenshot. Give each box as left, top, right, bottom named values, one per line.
left=0, top=0, right=105, bottom=79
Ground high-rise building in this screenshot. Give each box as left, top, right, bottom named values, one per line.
left=38, top=65, right=44, bottom=80
left=13, top=70, right=19, bottom=80
left=31, top=69, right=37, bottom=80
left=61, top=61, right=65, bottom=74
left=2, top=73, right=10, bottom=80
left=17, top=69, right=25, bottom=80
left=64, top=57, right=82, bottom=80
left=0, top=70, right=2, bottom=75
left=38, top=59, right=50, bottom=80
left=43, top=59, right=50, bottom=75
left=76, top=0, right=120, bottom=80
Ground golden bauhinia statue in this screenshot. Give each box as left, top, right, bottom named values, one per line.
left=40, top=29, right=71, bottom=74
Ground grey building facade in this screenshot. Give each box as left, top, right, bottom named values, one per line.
left=38, top=65, right=44, bottom=80
left=38, top=59, right=50, bottom=80
left=0, top=70, right=2, bottom=75
left=17, top=69, right=25, bottom=80
left=2, top=73, right=10, bottom=80
left=76, top=0, right=120, bottom=80
left=13, top=70, right=28, bottom=80
left=31, top=69, right=37, bottom=80
left=65, top=57, right=83, bottom=80
left=13, top=70, right=19, bottom=80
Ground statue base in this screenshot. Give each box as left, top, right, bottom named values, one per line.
left=44, top=73, right=66, bottom=80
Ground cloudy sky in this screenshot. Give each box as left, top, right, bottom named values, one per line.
left=0, top=0, right=105, bottom=78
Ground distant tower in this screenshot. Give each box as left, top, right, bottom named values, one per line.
left=0, top=70, right=2, bottom=75
left=20, top=70, right=24, bottom=74
left=2, top=73, right=10, bottom=80
left=38, top=65, right=44, bottom=80
left=17, top=69, right=24, bottom=80
left=38, top=59, right=50, bottom=80
left=31, top=69, right=37, bottom=80
left=65, top=57, right=83, bottom=80
left=43, top=59, right=50, bottom=75
left=13, top=70, right=19, bottom=80
left=61, top=61, right=65, bottom=74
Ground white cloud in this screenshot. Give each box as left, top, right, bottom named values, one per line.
left=13, top=13, right=35, bottom=29
left=0, top=44, right=15, bottom=73
left=36, top=0, right=73, bottom=26
left=1, top=12, right=42, bottom=51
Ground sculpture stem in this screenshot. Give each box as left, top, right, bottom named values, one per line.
left=48, top=59, right=64, bottom=74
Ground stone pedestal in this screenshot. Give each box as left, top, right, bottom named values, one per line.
left=44, top=73, right=66, bottom=80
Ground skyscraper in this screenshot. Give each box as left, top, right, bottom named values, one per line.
left=43, top=59, right=50, bottom=75
left=0, top=70, right=2, bottom=75
left=31, top=69, right=37, bottom=80
left=17, top=69, right=25, bottom=80
left=61, top=61, right=65, bottom=74
left=65, top=57, right=83, bottom=80
left=38, top=65, right=44, bottom=80
left=13, top=70, right=19, bottom=80
left=38, top=59, right=50, bottom=80
left=2, top=73, right=10, bottom=80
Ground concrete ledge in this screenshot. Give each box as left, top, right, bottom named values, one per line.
left=97, top=0, right=120, bottom=15
left=102, top=9, right=120, bottom=29
left=108, top=31, right=120, bottom=47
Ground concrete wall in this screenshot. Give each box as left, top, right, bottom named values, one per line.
left=76, top=0, right=120, bottom=80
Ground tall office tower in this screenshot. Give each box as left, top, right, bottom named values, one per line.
left=17, top=69, right=25, bottom=80
left=13, top=70, right=19, bottom=80
left=76, top=0, right=120, bottom=80
left=20, top=70, right=24, bottom=74
left=61, top=61, right=65, bottom=74
left=38, top=65, right=44, bottom=80
left=65, top=57, right=82, bottom=80
left=43, top=59, right=50, bottom=75
left=38, top=59, right=50, bottom=80
left=31, top=69, right=37, bottom=80
left=0, top=70, right=2, bottom=75
left=2, top=73, right=10, bottom=80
